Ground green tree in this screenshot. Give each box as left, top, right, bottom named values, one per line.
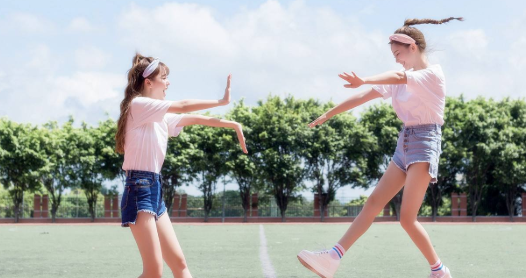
left=254, top=96, right=308, bottom=222
left=427, top=96, right=467, bottom=221
left=304, top=100, right=375, bottom=221
left=460, top=98, right=500, bottom=221
left=492, top=99, right=526, bottom=220
left=162, top=129, right=199, bottom=216
left=189, top=122, right=229, bottom=222
left=40, top=118, right=80, bottom=222
left=0, top=119, right=45, bottom=222
left=225, top=101, right=262, bottom=222
left=359, top=103, right=403, bottom=219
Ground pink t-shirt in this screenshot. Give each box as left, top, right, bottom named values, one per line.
left=372, top=64, right=446, bottom=126
left=122, top=97, right=185, bottom=173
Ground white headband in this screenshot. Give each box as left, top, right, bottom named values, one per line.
left=142, top=58, right=160, bottom=78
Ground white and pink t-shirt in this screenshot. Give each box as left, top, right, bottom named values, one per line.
left=122, top=97, right=185, bottom=173
left=372, top=64, right=446, bottom=126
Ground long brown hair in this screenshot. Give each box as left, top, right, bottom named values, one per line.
left=390, top=17, right=464, bottom=51
left=115, top=53, right=170, bottom=154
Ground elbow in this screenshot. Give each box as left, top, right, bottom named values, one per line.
left=395, top=71, right=406, bottom=84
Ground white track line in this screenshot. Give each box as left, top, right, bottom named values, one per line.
left=259, top=225, right=277, bottom=278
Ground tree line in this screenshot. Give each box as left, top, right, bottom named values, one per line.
left=1, top=95, right=525, bottom=222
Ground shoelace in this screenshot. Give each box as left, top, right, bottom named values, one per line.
left=313, top=250, right=330, bottom=256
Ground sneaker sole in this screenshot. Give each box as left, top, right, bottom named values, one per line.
left=297, top=255, right=330, bottom=278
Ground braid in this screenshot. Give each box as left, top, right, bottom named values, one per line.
left=404, top=17, right=464, bottom=27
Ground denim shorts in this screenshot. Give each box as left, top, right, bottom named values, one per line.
left=121, top=170, right=167, bottom=227
left=392, top=124, right=442, bottom=183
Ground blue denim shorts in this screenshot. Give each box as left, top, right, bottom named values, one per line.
left=392, top=124, right=442, bottom=183
left=121, top=170, right=167, bottom=227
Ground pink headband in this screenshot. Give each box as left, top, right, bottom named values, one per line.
left=389, top=34, right=416, bottom=45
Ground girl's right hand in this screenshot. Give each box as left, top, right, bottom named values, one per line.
left=234, top=123, right=248, bottom=154
left=308, top=113, right=330, bottom=128
left=219, top=74, right=232, bottom=106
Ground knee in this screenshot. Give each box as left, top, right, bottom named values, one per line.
left=399, top=216, right=417, bottom=231
left=364, top=195, right=384, bottom=213
left=170, top=257, right=188, bottom=271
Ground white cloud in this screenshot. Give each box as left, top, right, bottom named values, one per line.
left=447, top=29, right=488, bottom=60
left=117, top=0, right=392, bottom=107
left=0, top=13, right=55, bottom=34
left=52, top=72, right=124, bottom=106
left=68, top=17, right=95, bottom=32
left=74, top=46, right=111, bottom=69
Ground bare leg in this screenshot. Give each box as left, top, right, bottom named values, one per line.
left=337, top=161, right=406, bottom=249
left=156, top=213, right=193, bottom=278
left=399, top=162, right=439, bottom=264
left=129, top=212, right=164, bottom=278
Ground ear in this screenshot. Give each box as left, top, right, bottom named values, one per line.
left=145, top=78, right=152, bottom=87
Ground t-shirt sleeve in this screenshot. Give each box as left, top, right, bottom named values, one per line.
left=129, top=97, right=172, bottom=128
left=164, top=114, right=185, bottom=137
left=371, top=84, right=393, bottom=100
left=405, top=68, right=444, bottom=97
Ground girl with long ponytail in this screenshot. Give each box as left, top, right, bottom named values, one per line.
left=116, top=53, right=247, bottom=278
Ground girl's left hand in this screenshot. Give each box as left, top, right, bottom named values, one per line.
left=338, top=72, right=364, bottom=88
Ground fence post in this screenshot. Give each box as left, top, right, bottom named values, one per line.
left=33, top=194, right=42, bottom=218
left=42, top=194, right=49, bottom=218
left=383, top=204, right=390, bottom=217
left=522, top=193, right=526, bottom=217
left=451, top=193, right=459, bottom=216
left=172, top=194, right=180, bottom=217
left=104, top=195, right=111, bottom=217
left=180, top=194, right=187, bottom=217
left=112, top=195, right=119, bottom=218
left=459, top=193, right=467, bottom=216
left=251, top=193, right=258, bottom=217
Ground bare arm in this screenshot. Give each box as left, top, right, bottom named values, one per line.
left=167, top=74, right=232, bottom=114
left=338, top=71, right=407, bottom=88
left=178, top=114, right=248, bottom=154
left=308, top=88, right=382, bottom=128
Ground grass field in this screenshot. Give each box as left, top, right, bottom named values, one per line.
left=1, top=223, right=525, bottom=278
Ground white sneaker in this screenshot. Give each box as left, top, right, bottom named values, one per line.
left=297, top=249, right=340, bottom=278
left=429, top=266, right=452, bottom=278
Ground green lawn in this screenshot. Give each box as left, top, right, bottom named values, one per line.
left=1, top=223, right=524, bottom=277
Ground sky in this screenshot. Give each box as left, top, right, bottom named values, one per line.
left=1, top=0, right=525, bottom=199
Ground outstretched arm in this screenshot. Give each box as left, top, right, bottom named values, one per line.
left=338, top=71, right=407, bottom=88
left=308, top=88, right=382, bottom=128
left=178, top=114, right=248, bottom=154
left=167, top=74, right=232, bottom=113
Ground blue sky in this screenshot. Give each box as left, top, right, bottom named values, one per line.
left=1, top=0, right=525, bottom=198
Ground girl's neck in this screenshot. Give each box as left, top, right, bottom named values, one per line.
left=412, top=54, right=430, bottom=71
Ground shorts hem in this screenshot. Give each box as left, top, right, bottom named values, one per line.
left=406, top=161, right=438, bottom=184
left=121, top=209, right=158, bottom=228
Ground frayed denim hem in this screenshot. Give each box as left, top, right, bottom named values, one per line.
left=121, top=209, right=158, bottom=228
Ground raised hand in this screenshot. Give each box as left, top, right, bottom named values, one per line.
left=338, top=72, right=364, bottom=89
left=220, top=74, right=232, bottom=106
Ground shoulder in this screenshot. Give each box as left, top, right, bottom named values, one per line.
left=427, top=64, right=445, bottom=81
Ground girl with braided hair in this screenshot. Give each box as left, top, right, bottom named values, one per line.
left=298, top=17, right=463, bottom=278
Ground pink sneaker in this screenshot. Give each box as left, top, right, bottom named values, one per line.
left=297, top=249, right=340, bottom=278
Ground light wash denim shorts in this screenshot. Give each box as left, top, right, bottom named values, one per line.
left=121, top=170, right=167, bottom=227
left=392, top=124, right=442, bottom=183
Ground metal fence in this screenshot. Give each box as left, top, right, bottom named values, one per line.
left=0, top=194, right=365, bottom=219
